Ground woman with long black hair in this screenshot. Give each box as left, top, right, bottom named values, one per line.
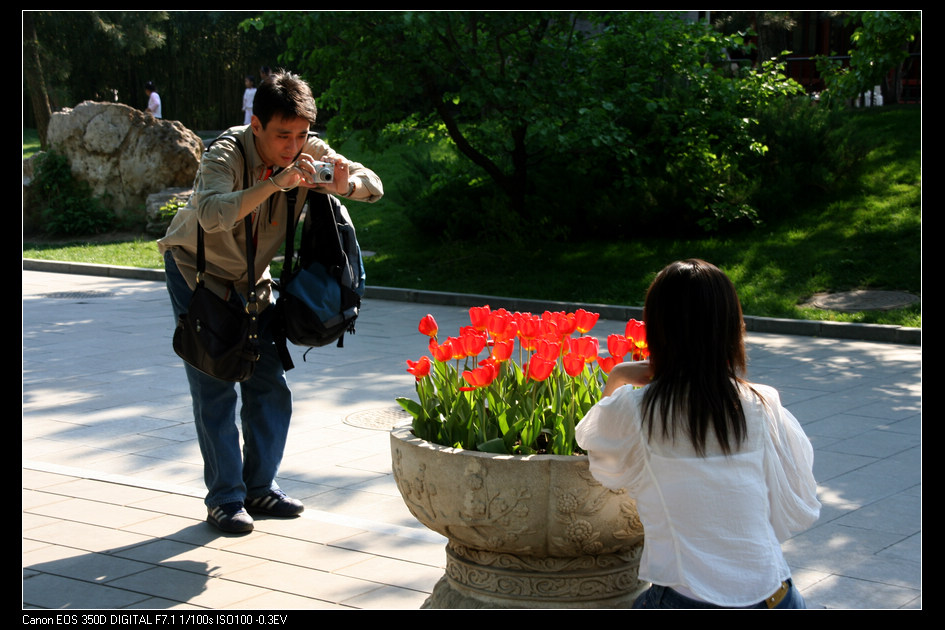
left=576, top=259, right=820, bottom=609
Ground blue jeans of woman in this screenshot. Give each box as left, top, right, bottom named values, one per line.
left=164, top=250, right=292, bottom=509
left=632, top=579, right=806, bottom=609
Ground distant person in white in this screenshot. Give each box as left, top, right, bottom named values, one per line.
left=145, top=81, right=162, bottom=119
left=242, top=76, right=256, bottom=125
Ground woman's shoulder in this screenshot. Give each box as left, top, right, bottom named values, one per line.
left=582, top=384, right=645, bottom=419
left=740, top=381, right=782, bottom=406
left=584, top=385, right=646, bottom=431
left=576, top=386, right=647, bottom=452
left=607, top=382, right=649, bottom=406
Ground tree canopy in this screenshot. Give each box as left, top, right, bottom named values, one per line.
left=249, top=11, right=806, bottom=234
left=24, top=10, right=920, bottom=238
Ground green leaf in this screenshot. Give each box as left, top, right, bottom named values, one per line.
left=477, top=437, right=511, bottom=454
left=396, top=397, right=422, bottom=419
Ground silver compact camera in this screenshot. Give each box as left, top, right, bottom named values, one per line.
left=297, top=159, right=333, bottom=184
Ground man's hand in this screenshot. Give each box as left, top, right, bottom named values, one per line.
left=281, top=153, right=351, bottom=196
left=311, top=155, right=351, bottom=196
left=241, top=153, right=357, bottom=221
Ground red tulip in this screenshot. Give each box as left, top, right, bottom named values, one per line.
left=463, top=363, right=498, bottom=389
left=556, top=312, right=577, bottom=337
left=418, top=314, right=438, bottom=338
left=574, top=309, right=599, bottom=334
left=569, top=335, right=599, bottom=363
left=469, top=305, right=491, bottom=331
left=460, top=329, right=488, bottom=357
left=525, top=355, right=555, bottom=381
left=406, top=356, right=432, bottom=380
left=447, top=336, right=467, bottom=361
left=519, top=336, right=539, bottom=352
left=478, top=356, right=500, bottom=372
left=491, top=339, right=515, bottom=362
left=488, top=308, right=516, bottom=341
left=535, top=337, right=562, bottom=362
left=563, top=353, right=586, bottom=377
left=429, top=338, right=454, bottom=362
left=625, top=319, right=646, bottom=345
left=597, top=356, right=618, bottom=374
left=517, top=313, right=541, bottom=340
left=483, top=361, right=499, bottom=383
left=607, top=334, right=631, bottom=361
left=540, top=311, right=567, bottom=338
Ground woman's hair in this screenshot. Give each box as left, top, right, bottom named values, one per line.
left=252, top=69, right=317, bottom=128
left=641, top=259, right=751, bottom=456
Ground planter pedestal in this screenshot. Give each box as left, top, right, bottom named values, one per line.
left=390, top=426, right=647, bottom=608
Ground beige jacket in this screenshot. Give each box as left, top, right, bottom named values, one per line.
left=158, top=125, right=383, bottom=305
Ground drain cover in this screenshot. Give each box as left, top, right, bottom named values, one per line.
left=43, top=290, right=115, bottom=299
left=802, top=290, right=919, bottom=312
left=344, top=407, right=411, bottom=430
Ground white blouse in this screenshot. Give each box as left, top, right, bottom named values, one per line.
left=575, top=382, right=820, bottom=607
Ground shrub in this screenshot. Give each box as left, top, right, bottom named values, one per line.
left=747, top=98, right=871, bottom=220
left=32, top=150, right=115, bottom=236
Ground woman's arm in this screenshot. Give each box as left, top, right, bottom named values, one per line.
left=602, top=360, right=652, bottom=397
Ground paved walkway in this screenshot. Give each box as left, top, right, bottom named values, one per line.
left=22, top=269, right=921, bottom=611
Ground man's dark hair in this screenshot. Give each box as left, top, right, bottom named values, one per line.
left=253, top=70, right=317, bottom=128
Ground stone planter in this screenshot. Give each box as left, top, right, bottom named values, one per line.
left=390, top=425, right=647, bottom=608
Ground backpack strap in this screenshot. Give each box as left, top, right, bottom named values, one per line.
left=273, top=186, right=300, bottom=372
left=280, top=187, right=300, bottom=288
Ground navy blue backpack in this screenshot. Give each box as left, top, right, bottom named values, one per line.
left=274, top=189, right=366, bottom=370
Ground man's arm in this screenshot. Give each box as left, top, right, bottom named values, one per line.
left=194, top=139, right=316, bottom=228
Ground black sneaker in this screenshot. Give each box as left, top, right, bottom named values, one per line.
left=207, top=502, right=254, bottom=533
left=245, top=490, right=304, bottom=517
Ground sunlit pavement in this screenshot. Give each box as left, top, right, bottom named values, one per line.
left=22, top=266, right=920, bottom=610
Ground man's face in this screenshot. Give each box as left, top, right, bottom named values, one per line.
left=251, top=115, right=310, bottom=168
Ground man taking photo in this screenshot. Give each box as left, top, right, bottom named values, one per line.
left=159, top=70, right=383, bottom=533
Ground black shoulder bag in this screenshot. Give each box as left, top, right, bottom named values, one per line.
left=172, top=135, right=260, bottom=382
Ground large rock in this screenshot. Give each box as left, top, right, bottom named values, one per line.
left=145, top=186, right=192, bottom=237
left=44, top=101, right=203, bottom=218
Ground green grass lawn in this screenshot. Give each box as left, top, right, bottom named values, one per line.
left=23, top=128, right=42, bottom=159
left=23, top=105, right=921, bottom=328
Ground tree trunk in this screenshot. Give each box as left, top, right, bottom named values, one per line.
left=23, top=12, right=52, bottom=149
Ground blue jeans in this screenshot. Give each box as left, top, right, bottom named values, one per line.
left=633, top=579, right=806, bottom=609
left=165, top=250, right=292, bottom=509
